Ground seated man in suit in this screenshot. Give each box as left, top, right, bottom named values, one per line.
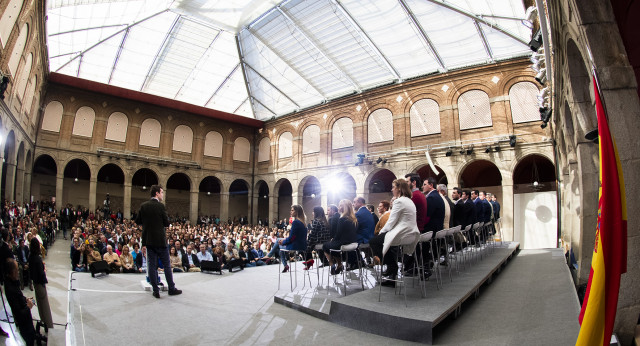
left=182, top=244, right=201, bottom=272
left=352, top=197, right=375, bottom=268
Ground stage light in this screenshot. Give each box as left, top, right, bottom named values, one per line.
left=445, top=148, right=453, bottom=157
left=466, top=145, right=474, bottom=155
left=485, top=146, right=491, bottom=153
left=540, top=122, right=547, bottom=129
left=529, top=30, right=543, bottom=52
left=535, top=68, right=547, bottom=85
left=494, top=146, right=501, bottom=152
left=540, top=107, right=552, bottom=123
left=509, top=135, right=517, bottom=147
left=525, top=6, right=538, bottom=22
left=382, top=159, right=387, bottom=164
left=585, top=129, right=598, bottom=143
left=356, top=153, right=365, bottom=166
left=460, top=148, right=466, bottom=155
left=376, top=157, right=383, bottom=164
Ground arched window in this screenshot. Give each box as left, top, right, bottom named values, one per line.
left=410, top=99, right=440, bottom=136
left=72, top=106, right=95, bottom=137
left=139, top=118, right=161, bottom=147
left=258, top=137, right=271, bottom=162
left=278, top=132, right=293, bottom=158
left=15, top=53, right=32, bottom=101
left=172, top=125, right=193, bottom=153
left=41, top=101, right=63, bottom=132
left=332, top=117, right=353, bottom=149
left=302, top=125, right=320, bottom=154
left=105, top=112, right=128, bottom=142
left=458, top=90, right=492, bottom=130
left=509, top=82, right=540, bottom=123
left=22, top=75, right=36, bottom=115
left=233, top=137, right=250, bottom=162
left=204, top=131, right=223, bottom=157
left=368, top=108, right=393, bottom=143
left=0, top=0, right=23, bottom=48
left=7, top=23, right=27, bottom=76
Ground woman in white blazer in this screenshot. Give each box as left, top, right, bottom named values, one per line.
left=370, top=178, right=420, bottom=284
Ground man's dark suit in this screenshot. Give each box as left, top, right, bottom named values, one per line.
left=181, top=253, right=200, bottom=271
left=354, top=206, right=375, bottom=244
left=135, top=198, right=176, bottom=294
left=424, top=190, right=445, bottom=232
left=329, top=213, right=340, bottom=239
left=452, top=199, right=465, bottom=227
left=481, top=199, right=492, bottom=223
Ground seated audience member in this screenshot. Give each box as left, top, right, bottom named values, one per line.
left=366, top=204, right=380, bottom=227
left=303, top=206, right=330, bottom=270
left=103, top=245, right=121, bottom=273
left=4, top=259, right=36, bottom=345
left=131, top=243, right=141, bottom=262
left=86, top=242, right=103, bottom=265
left=253, top=242, right=264, bottom=259
left=136, top=246, right=148, bottom=273
left=322, top=199, right=358, bottom=275
left=240, top=244, right=264, bottom=267
left=197, top=244, right=213, bottom=262
left=182, top=244, right=201, bottom=272
left=15, top=238, right=32, bottom=290
left=72, top=243, right=88, bottom=272
left=223, top=242, right=244, bottom=272
left=119, top=245, right=136, bottom=273
left=212, top=246, right=225, bottom=265
left=278, top=205, right=308, bottom=273
left=353, top=197, right=375, bottom=245
left=169, top=246, right=184, bottom=272
left=370, top=179, right=420, bottom=286
left=374, top=200, right=391, bottom=236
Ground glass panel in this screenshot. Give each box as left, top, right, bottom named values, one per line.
left=367, top=108, right=393, bottom=143
left=509, top=82, right=540, bottom=123
left=458, top=90, right=492, bottom=130
left=410, top=99, right=440, bottom=137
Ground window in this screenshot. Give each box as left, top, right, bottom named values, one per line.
left=139, top=118, right=161, bottom=147
left=458, top=90, right=492, bottom=130
left=410, top=99, right=440, bottom=136
left=233, top=137, right=250, bottom=162
left=302, top=125, right=320, bottom=154
left=509, top=82, right=540, bottom=123
left=72, top=106, right=95, bottom=137
left=0, top=0, right=23, bottom=49
left=332, top=117, right=353, bottom=149
left=105, top=112, right=128, bottom=142
left=15, top=53, right=32, bottom=101
left=368, top=108, right=393, bottom=143
left=258, top=137, right=271, bottom=162
left=172, top=125, right=193, bottom=153
left=278, top=132, right=293, bottom=158
left=204, top=131, right=223, bottom=157
left=41, top=101, right=63, bottom=132
left=7, top=23, right=27, bottom=76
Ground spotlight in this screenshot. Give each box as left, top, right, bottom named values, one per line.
left=535, top=68, right=547, bottom=85
left=74, top=178, right=79, bottom=182
left=376, top=157, right=383, bottom=164
left=509, top=135, right=517, bottom=147
left=207, top=191, right=211, bottom=196
left=382, top=159, right=387, bottom=164
left=356, top=153, right=365, bottom=166
left=529, top=30, right=543, bottom=52
left=485, top=146, right=491, bottom=153
left=466, top=145, right=474, bottom=155
left=494, top=146, right=501, bottom=152
left=368, top=160, right=373, bottom=165
left=539, top=107, right=552, bottom=122
left=460, top=148, right=466, bottom=155
left=585, top=129, right=598, bottom=143
left=540, top=122, right=548, bottom=129
left=445, top=148, right=453, bottom=157
left=525, top=6, right=538, bottom=22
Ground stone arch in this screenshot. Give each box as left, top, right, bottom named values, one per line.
left=254, top=180, right=270, bottom=224
left=204, top=130, right=223, bottom=157
left=105, top=112, right=128, bottom=142
left=139, top=118, right=161, bottom=148
left=41, top=101, right=63, bottom=132
left=323, top=171, right=356, bottom=206
left=172, top=124, right=193, bottom=153
left=97, top=163, right=125, bottom=215
left=199, top=176, right=222, bottom=218
left=131, top=168, right=159, bottom=212
left=458, top=159, right=502, bottom=189
left=166, top=172, right=192, bottom=217
left=298, top=175, right=321, bottom=218
left=63, top=158, right=91, bottom=208
left=365, top=168, right=396, bottom=210
left=513, top=154, right=557, bottom=193
left=417, top=164, right=448, bottom=186
left=14, top=141, right=25, bottom=202
left=229, top=179, right=250, bottom=222
left=31, top=154, right=57, bottom=202
left=72, top=106, right=96, bottom=137
left=275, top=178, right=293, bottom=221
left=2, top=130, right=17, bottom=200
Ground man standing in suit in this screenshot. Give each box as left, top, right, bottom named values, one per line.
left=136, top=185, right=182, bottom=298
left=451, top=187, right=465, bottom=228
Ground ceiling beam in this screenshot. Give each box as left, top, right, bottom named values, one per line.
left=276, top=6, right=360, bottom=91
left=50, top=24, right=128, bottom=37
left=473, top=20, right=494, bottom=62
left=204, top=63, right=240, bottom=107
left=398, top=0, right=446, bottom=71
left=108, top=27, right=130, bottom=84
left=173, top=29, right=222, bottom=99
left=244, top=62, right=300, bottom=109
left=55, top=10, right=169, bottom=73
left=333, top=0, right=401, bottom=81
left=140, top=14, right=181, bottom=91
left=236, top=35, right=257, bottom=119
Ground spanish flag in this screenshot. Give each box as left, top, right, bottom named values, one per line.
left=576, top=78, right=627, bottom=345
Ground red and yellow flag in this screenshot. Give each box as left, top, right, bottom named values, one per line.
left=576, top=78, right=627, bottom=346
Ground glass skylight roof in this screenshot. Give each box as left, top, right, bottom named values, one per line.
left=46, top=0, right=533, bottom=120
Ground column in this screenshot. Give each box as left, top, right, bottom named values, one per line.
left=4, top=162, right=16, bottom=201
left=89, top=177, right=97, bottom=213
left=269, top=194, right=278, bottom=226
left=321, top=191, right=328, bottom=209
left=190, top=188, right=198, bottom=225
left=15, top=167, right=24, bottom=203
left=501, top=177, right=514, bottom=242
left=220, top=192, right=229, bottom=222
left=123, top=182, right=132, bottom=219
left=55, top=173, right=64, bottom=210
left=252, top=193, right=260, bottom=224
left=23, top=171, right=32, bottom=203
left=291, top=191, right=301, bottom=206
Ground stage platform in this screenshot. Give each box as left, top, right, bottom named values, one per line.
left=274, top=242, right=523, bottom=344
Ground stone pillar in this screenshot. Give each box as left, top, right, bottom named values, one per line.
left=321, top=191, right=328, bottom=209
left=23, top=171, right=32, bottom=203
left=269, top=193, right=278, bottom=225
left=252, top=193, right=259, bottom=224
left=220, top=192, right=229, bottom=222
left=291, top=191, right=301, bottom=206
left=89, top=177, right=97, bottom=213
left=55, top=173, right=64, bottom=210
left=190, top=188, right=198, bottom=225
left=15, top=167, right=24, bottom=203
left=4, top=162, right=16, bottom=201
left=123, top=182, right=132, bottom=219
left=501, top=175, right=514, bottom=242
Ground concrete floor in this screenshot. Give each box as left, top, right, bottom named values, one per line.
left=2, top=236, right=581, bottom=345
